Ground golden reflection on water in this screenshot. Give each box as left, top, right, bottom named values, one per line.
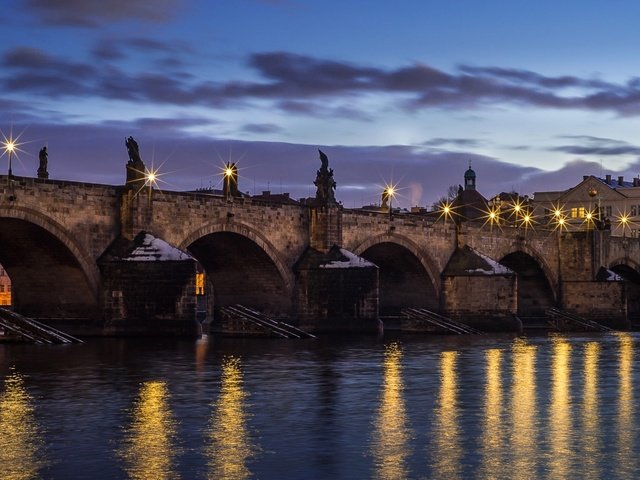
left=582, top=342, right=600, bottom=480
left=480, top=349, right=503, bottom=480
left=120, top=381, right=178, bottom=480
left=0, top=370, right=45, bottom=480
left=510, top=339, right=536, bottom=480
left=550, top=337, right=572, bottom=480
left=617, top=333, right=635, bottom=477
left=371, top=342, right=411, bottom=480
left=432, top=350, right=460, bottom=480
left=207, top=356, right=254, bottom=480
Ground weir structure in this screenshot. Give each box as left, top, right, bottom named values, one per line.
left=0, top=142, right=636, bottom=335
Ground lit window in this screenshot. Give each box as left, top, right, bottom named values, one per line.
left=578, top=207, right=585, bottom=218
left=571, top=208, right=578, bottom=218
left=0, top=285, right=4, bottom=293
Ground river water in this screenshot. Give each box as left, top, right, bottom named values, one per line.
left=0, top=332, right=638, bottom=479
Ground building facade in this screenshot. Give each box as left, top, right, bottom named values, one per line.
left=0, top=265, right=11, bottom=306
left=532, top=174, right=640, bottom=236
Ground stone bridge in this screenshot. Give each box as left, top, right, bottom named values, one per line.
left=0, top=172, right=638, bottom=334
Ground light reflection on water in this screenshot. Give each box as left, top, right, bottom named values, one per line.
left=550, top=337, right=572, bottom=480
left=206, top=355, right=255, bottom=480
left=617, top=333, right=635, bottom=478
left=371, top=342, right=411, bottom=480
left=510, top=338, right=537, bottom=480
left=0, top=370, right=46, bottom=480
left=582, top=341, right=600, bottom=480
left=431, top=350, right=460, bottom=480
left=119, top=381, right=178, bottom=480
left=480, top=349, right=503, bottom=480
left=0, top=333, right=640, bottom=479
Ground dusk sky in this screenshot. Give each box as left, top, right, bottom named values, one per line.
left=4, top=0, right=640, bottom=208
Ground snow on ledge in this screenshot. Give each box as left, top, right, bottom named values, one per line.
left=320, top=248, right=376, bottom=269
left=603, top=268, right=623, bottom=281
left=125, top=233, right=193, bottom=261
left=465, top=248, right=513, bottom=275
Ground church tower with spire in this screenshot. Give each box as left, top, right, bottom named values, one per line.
left=464, top=164, right=476, bottom=191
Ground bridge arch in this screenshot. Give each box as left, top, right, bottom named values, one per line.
left=0, top=205, right=100, bottom=317
left=352, top=233, right=441, bottom=315
left=609, top=260, right=640, bottom=322
left=609, top=257, right=640, bottom=273
left=498, top=249, right=557, bottom=317
left=179, top=221, right=294, bottom=315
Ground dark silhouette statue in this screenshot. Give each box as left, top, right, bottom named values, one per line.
left=37, top=146, right=49, bottom=179
left=125, top=136, right=146, bottom=185
left=314, top=149, right=337, bottom=206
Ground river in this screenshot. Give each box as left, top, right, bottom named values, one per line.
left=0, top=332, right=638, bottom=479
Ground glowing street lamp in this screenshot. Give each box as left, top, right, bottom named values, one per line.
left=4, top=140, right=14, bottom=178
left=615, top=211, right=632, bottom=236
left=482, top=205, right=502, bottom=229
left=383, top=185, right=396, bottom=219
left=438, top=201, right=455, bottom=223
left=221, top=161, right=239, bottom=200
left=583, top=208, right=597, bottom=230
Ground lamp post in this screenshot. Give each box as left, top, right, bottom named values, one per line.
left=4, top=140, right=14, bottom=181
left=383, top=186, right=395, bottom=219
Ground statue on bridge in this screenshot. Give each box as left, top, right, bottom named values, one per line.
left=37, top=146, right=49, bottom=179
left=314, top=149, right=337, bottom=206
left=125, top=136, right=147, bottom=185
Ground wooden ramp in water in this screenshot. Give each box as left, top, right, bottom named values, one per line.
left=546, top=308, right=613, bottom=332
left=401, top=307, right=484, bottom=334
left=0, top=308, right=83, bottom=344
left=218, top=304, right=316, bottom=339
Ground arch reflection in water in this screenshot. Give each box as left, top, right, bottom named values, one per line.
left=550, top=337, right=573, bottom=479
left=480, top=349, right=503, bottom=479
left=207, top=356, right=255, bottom=480
left=510, top=339, right=537, bottom=480
left=0, top=370, right=46, bottom=480
left=582, top=342, right=601, bottom=480
left=371, top=342, right=411, bottom=480
left=617, top=333, right=635, bottom=477
left=120, top=380, right=178, bottom=480
left=431, top=350, right=460, bottom=479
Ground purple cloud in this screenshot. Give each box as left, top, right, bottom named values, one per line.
left=550, top=135, right=640, bottom=156
left=6, top=47, right=640, bottom=118
left=25, top=0, right=182, bottom=26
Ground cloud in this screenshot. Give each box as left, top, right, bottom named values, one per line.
left=422, top=137, right=484, bottom=148
left=7, top=47, right=640, bottom=119
left=25, top=0, right=183, bottom=26
left=240, top=123, right=283, bottom=134
left=550, top=135, right=640, bottom=156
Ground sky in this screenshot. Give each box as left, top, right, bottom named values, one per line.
left=4, top=0, right=640, bottom=208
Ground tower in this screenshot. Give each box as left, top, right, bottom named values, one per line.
left=464, top=165, right=476, bottom=191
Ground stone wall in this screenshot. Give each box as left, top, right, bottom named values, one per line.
left=441, top=275, right=518, bottom=331
left=100, top=259, right=200, bottom=336
left=561, top=280, right=628, bottom=328
left=294, top=247, right=380, bottom=333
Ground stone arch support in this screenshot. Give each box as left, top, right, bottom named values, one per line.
left=178, top=220, right=295, bottom=296
left=488, top=244, right=559, bottom=300
left=351, top=232, right=442, bottom=296
left=609, top=257, right=640, bottom=272
left=0, top=205, right=100, bottom=295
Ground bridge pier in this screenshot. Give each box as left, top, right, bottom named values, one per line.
left=98, top=232, right=202, bottom=336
